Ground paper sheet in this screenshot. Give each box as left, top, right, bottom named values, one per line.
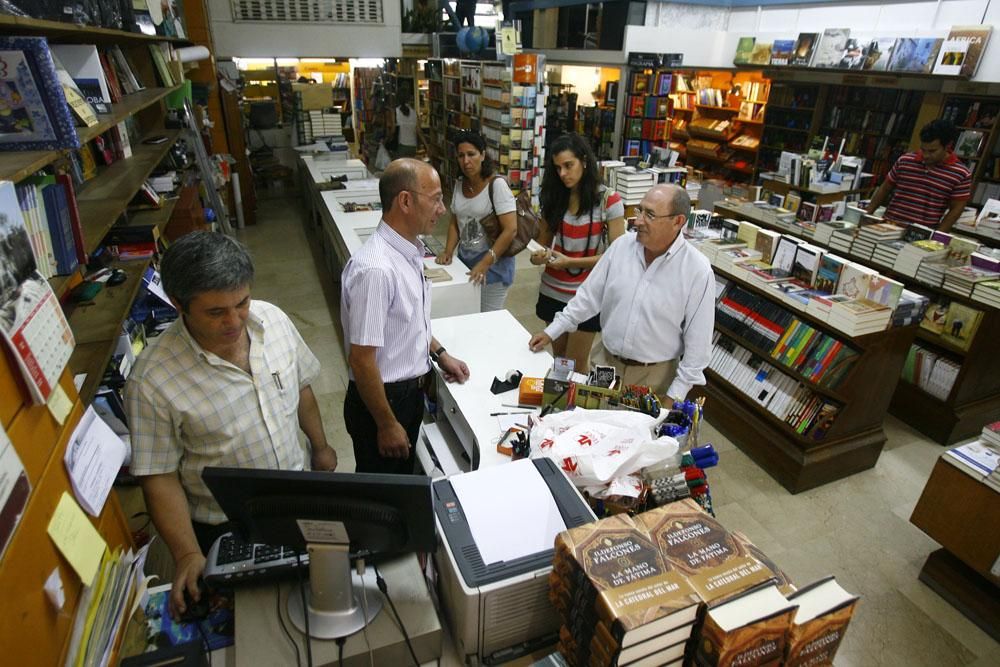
left=449, top=459, right=566, bottom=566
left=64, top=407, right=128, bottom=517
left=47, top=384, right=73, bottom=424
left=47, top=491, right=107, bottom=586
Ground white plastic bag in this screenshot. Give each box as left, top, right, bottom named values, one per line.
left=530, top=409, right=678, bottom=490
left=374, top=141, right=392, bottom=171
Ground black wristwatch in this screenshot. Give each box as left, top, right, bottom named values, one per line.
left=430, top=346, right=446, bottom=364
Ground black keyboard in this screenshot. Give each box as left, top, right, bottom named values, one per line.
left=203, top=533, right=309, bottom=585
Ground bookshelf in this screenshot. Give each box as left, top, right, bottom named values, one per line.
left=758, top=82, right=823, bottom=174
left=715, top=201, right=1000, bottom=446
left=0, top=14, right=197, bottom=666
left=943, top=94, right=1000, bottom=205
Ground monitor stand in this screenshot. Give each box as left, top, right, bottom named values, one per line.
left=287, top=542, right=383, bottom=639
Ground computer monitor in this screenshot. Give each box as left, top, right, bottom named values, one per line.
left=202, top=467, right=436, bottom=639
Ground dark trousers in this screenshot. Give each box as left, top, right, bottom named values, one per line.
left=344, top=379, right=424, bottom=474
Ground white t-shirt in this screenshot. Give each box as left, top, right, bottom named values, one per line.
left=451, top=177, right=517, bottom=255
left=395, top=107, right=418, bottom=146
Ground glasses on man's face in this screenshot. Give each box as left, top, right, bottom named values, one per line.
left=635, top=207, right=677, bottom=222
left=406, top=190, right=445, bottom=207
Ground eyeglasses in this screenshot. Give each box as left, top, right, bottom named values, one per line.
left=635, top=207, right=679, bottom=221
left=405, top=190, right=445, bottom=207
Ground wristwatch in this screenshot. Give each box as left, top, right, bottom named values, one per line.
left=487, top=248, right=497, bottom=262
left=430, top=346, right=446, bottom=363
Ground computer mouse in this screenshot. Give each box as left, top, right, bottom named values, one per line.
left=179, top=577, right=212, bottom=623
left=107, top=269, right=127, bottom=286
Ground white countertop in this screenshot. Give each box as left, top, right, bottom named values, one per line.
left=431, top=309, right=554, bottom=469
left=301, top=154, right=370, bottom=185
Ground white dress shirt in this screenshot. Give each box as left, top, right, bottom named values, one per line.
left=545, top=231, right=716, bottom=399
left=126, top=301, right=320, bottom=524
left=341, top=220, right=432, bottom=383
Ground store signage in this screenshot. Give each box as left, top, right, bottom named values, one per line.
left=663, top=53, right=684, bottom=67
left=627, top=52, right=661, bottom=68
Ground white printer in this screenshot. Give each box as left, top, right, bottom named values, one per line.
left=432, top=458, right=595, bottom=665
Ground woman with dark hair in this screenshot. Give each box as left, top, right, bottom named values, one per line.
left=391, top=101, right=425, bottom=158
left=436, top=131, right=518, bottom=311
left=530, top=133, right=625, bottom=371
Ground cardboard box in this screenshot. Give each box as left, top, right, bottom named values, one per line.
left=293, top=82, right=334, bottom=110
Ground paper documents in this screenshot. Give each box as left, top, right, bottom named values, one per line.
left=64, top=406, right=128, bottom=517
left=47, top=491, right=107, bottom=586
left=449, top=459, right=566, bottom=565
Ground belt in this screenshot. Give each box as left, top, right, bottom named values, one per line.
left=382, top=374, right=428, bottom=393
left=605, top=348, right=663, bottom=367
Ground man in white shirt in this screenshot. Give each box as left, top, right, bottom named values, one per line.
left=126, top=232, right=336, bottom=618
left=342, top=159, right=470, bottom=474
left=528, top=184, right=715, bottom=401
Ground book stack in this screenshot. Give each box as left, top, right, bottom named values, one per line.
left=900, top=343, right=960, bottom=400
left=942, top=437, right=1000, bottom=490
left=611, top=167, right=656, bottom=206
left=972, top=279, right=1000, bottom=307
left=943, top=253, right=1000, bottom=297
left=891, top=289, right=930, bottom=327
left=713, top=248, right=763, bottom=277
left=805, top=293, right=854, bottom=322
left=915, top=258, right=948, bottom=288
left=892, top=239, right=948, bottom=276
left=854, top=222, right=904, bottom=260
left=812, top=220, right=854, bottom=246
left=827, top=298, right=892, bottom=336
left=865, top=275, right=905, bottom=310
left=828, top=227, right=858, bottom=254
left=871, top=239, right=907, bottom=269
left=550, top=500, right=774, bottom=667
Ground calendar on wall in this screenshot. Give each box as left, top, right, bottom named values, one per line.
left=0, top=180, right=75, bottom=404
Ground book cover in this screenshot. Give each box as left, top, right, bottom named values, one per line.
left=770, top=40, right=795, bottom=66
left=814, top=254, right=846, bottom=293
left=0, top=37, right=81, bottom=150
left=920, top=297, right=951, bottom=335
left=863, top=37, right=897, bottom=71
left=655, top=72, right=672, bottom=96
left=943, top=25, right=992, bottom=77
left=940, top=302, right=983, bottom=350
left=837, top=38, right=869, bottom=70
left=732, top=531, right=796, bottom=596
left=784, top=577, right=859, bottom=667
left=636, top=499, right=772, bottom=603
left=933, top=39, right=970, bottom=76
left=695, top=584, right=798, bottom=667
left=631, top=73, right=650, bottom=94
left=791, top=244, right=823, bottom=286
left=866, top=275, right=904, bottom=309
left=889, top=38, right=943, bottom=74
left=791, top=33, right=819, bottom=66
left=813, top=29, right=851, bottom=68
left=955, top=130, right=985, bottom=159
left=836, top=263, right=875, bottom=300
left=749, top=43, right=773, bottom=66
left=784, top=192, right=803, bottom=216
left=734, top=37, right=756, bottom=66
left=49, top=44, right=112, bottom=106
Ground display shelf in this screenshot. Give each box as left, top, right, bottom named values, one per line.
left=0, top=13, right=190, bottom=44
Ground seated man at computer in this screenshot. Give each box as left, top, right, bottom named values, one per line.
left=125, top=231, right=337, bottom=619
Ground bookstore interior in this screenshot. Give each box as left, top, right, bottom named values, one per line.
left=2, top=1, right=1000, bottom=666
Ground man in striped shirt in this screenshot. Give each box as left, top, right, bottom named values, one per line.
left=341, top=159, right=470, bottom=474
left=867, top=119, right=971, bottom=232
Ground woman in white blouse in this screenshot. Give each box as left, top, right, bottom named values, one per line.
left=435, top=131, right=518, bottom=311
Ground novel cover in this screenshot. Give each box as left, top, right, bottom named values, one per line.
left=791, top=33, right=819, bottom=67
left=863, top=38, right=897, bottom=71
left=889, top=38, right=943, bottom=74
left=813, top=29, right=851, bottom=68
left=942, top=25, right=992, bottom=77
left=734, top=37, right=756, bottom=65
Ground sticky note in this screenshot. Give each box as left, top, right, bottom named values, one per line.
left=46, top=384, right=73, bottom=425
left=47, top=491, right=107, bottom=586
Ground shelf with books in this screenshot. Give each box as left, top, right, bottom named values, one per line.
left=0, top=13, right=191, bottom=44
left=943, top=94, right=1000, bottom=205
left=715, top=201, right=1000, bottom=445
left=696, top=267, right=916, bottom=492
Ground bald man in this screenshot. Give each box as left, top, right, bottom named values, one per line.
left=341, top=159, right=470, bottom=474
left=529, top=184, right=715, bottom=401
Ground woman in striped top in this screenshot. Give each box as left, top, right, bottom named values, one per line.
left=530, top=133, right=625, bottom=371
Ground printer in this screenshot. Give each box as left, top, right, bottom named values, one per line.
left=433, top=457, right=595, bottom=665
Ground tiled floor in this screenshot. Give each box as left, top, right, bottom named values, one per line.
left=236, top=193, right=999, bottom=666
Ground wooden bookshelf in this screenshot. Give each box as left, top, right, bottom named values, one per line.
left=0, top=14, right=190, bottom=44
left=695, top=262, right=917, bottom=493
left=716, top=200, right=1000, bottom=446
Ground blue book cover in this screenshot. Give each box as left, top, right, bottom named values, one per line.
left=41, top=182, right=78, bottom=276
left=0, top=37, right=80, bottom=150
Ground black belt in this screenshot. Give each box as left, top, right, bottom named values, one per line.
left=348, top=375, right=428, bottom=396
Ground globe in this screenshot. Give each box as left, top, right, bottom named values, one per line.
left=457, top=26, right=488, bottom=55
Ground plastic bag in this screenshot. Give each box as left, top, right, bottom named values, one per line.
left=530, top=409, right=678, bottom=490
left=374, top=141, right=392, bottom=171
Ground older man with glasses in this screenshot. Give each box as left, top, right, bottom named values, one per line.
left=341, top=158, right=470, bottom=474
left=529, top=183, right=715, bottom=402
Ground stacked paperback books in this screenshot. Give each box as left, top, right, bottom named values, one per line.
left=943, top=252, right=1000, bottom=297
left=892, top=239, right=948, bottom=276
left=892, top=290, right=931, bottom=327
left=942, top=424, right=1000, bottom=491
left=550, top=499, right=858, bottom=667
left=827, top=298, right=892, bottom=336
left=972, top=279, right=1000, bottom=307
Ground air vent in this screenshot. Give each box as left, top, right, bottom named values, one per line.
left=231, top=0, right=384, bottom=24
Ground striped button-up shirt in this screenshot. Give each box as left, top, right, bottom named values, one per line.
left=125, top=300, right=320, bottom=524
left=341, top=220, right=432, bottom=383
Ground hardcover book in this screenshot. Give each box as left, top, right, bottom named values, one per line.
left=734, top=37, right=756, bottom=66
left=940, top=302, right=983, bottom=350
left=863, top=38, right=897, bottom=71
left=749, top=43, right=773, bottom=66
left=791, top=33, right=819, bottom=66
left=0, top=37, right=81, bottom=150
left=770, top=40, right=795, bottom=66
left=813, top=29, right=851, bottom=68
left=941, top=25, right=992, bottom=77
left=784, top=577, right=859, bottom=667
left=695, top=583, right=798, bottom=667
left=889, top=38, right=943, bottom=74
left=933, top=39, right=970, bottom=76
left=814, top=254, right=846, bottom=293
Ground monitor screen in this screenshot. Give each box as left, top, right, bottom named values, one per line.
left=202, top=467, right=436, bottom=557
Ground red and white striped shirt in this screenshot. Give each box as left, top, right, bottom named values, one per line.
left=540, top=188, right=625, bottom=301
left=885, top=151, right=971, bottom=227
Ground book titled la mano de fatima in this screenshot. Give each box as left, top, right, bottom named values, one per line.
left=783, top=576, right=859, bottom=666
left=694, top=582, right=798, bottom=667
